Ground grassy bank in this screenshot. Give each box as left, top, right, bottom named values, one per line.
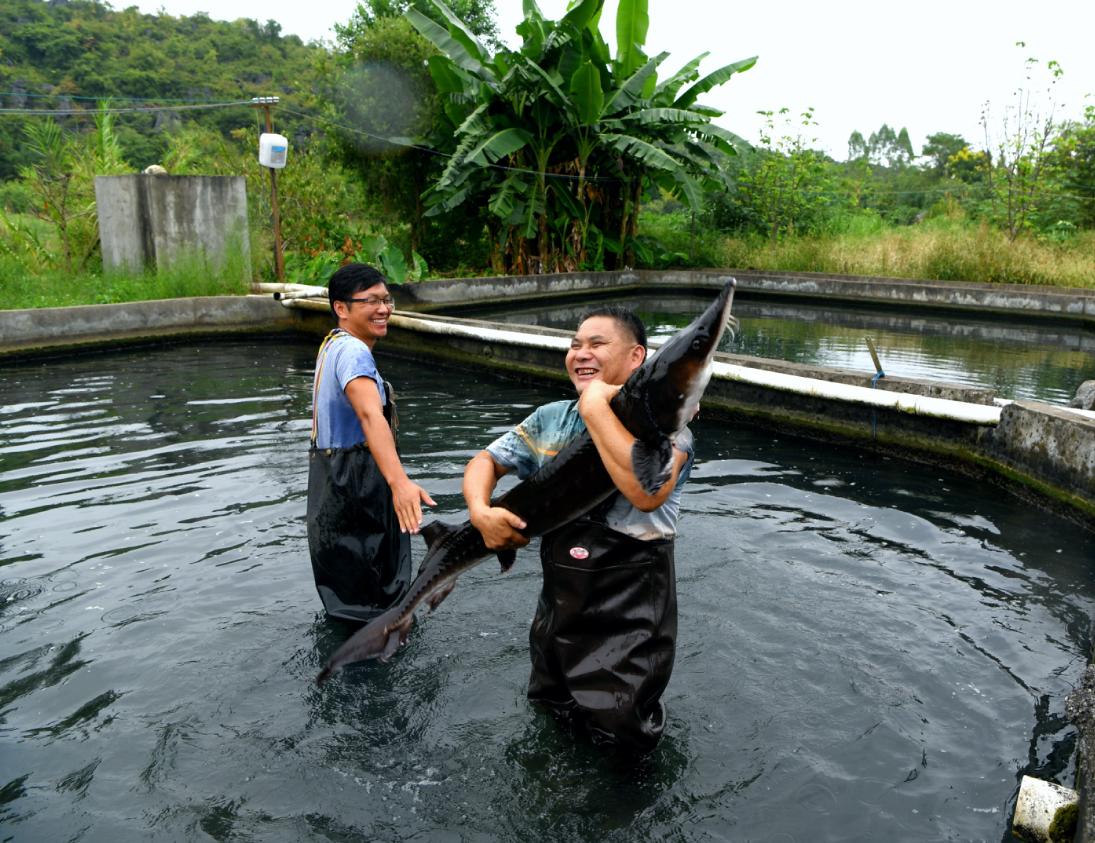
left=2, top=218, right=1093, bottom=311
left=644, top=213, right=1095, bottom=289
left=724, top=225, right=1095, bottom=288
left=0, top=252, right=252, bottom=310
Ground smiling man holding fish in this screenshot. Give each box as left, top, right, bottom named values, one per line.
left=462, top=305, right=697, bottom=753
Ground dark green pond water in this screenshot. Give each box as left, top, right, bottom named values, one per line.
left=470, top=294, right=1095, bottom=405
left=1, top=339, right=1093, bottom=842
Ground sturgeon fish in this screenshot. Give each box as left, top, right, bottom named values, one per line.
left=315, top=279, right=737, bottom=685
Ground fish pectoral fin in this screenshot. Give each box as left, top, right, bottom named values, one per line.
left=631, top=437, right=674, bottom=495
left=420, top=519, right=460, bottom=551
left=379, top=627, right=403, bottom=662
left=426, top=579, right=457, bottom=612
left=497, top=549, right=516, bottom=572
left=378, top=613, right=417, bottom=662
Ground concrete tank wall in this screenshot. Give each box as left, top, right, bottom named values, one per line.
left=399, top=269, right=1095, bottom=326
left=95, top=174, right=250, bottom=279
left=0, top=282, right=1091, bottom=527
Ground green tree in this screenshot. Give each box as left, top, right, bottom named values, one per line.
left=0, top=0, right=324, bottom=174
left=895, top=127, right=915, bottom=163
left=18, top=104, right=127, bottom=272
left=325, top=15, right=439, bottom=253
left=407, top=0, right=755, bottom=272
left=733, top=107, right=837, bottom=238
left=337, top=0, right=499, bottom=47
left=863, top=123, right=913, bottom=168
left=847, top=130, right=868, bottom=162
left=980, top=45, right=1064, bottom=239
left=921, top=132, right=969, bottom=175
left=323, top=0, right=499, bottom=266
left=1045, top=104, right=1095, bottom=229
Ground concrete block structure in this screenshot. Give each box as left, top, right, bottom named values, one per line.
left=94, top=174, right=250, bottom=279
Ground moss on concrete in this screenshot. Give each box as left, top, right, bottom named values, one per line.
left=1048, top=801, right=1078, bottom=842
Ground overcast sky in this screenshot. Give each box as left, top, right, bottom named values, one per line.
left=125, top=0, right=1094, bottom=160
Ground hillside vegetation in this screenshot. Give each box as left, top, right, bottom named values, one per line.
left=0, top=0, right=1091, bottom=306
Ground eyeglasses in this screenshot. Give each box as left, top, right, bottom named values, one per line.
left=345, top=295, right=395, bottom=308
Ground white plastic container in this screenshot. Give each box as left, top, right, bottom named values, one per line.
left=258, top=133, right=288, bottom=169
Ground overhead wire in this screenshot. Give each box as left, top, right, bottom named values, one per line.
left=0, top=91, right=250, bottom=104
left=0, top=100, right=257, bottom=116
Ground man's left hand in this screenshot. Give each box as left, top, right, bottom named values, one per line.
left=391, top=478, right=435, bottom=534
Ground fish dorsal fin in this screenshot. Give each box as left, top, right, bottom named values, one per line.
left=420, top=520, right=460, bottom=551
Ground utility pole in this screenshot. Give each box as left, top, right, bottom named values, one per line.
left=251, top=96, right=285, bottom=283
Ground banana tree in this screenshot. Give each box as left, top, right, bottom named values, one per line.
left=407, top=0, right=755, bottom=272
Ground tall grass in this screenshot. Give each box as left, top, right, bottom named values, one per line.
left=3, top=206, right=1093, bottom=309
left=712, top=219, right=1095, bottom=288
left=0, top=245, right=252, bottom=310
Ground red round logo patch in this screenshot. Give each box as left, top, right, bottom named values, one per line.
left=569, top=546, right=590, bottom=560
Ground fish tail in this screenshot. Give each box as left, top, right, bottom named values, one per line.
left=315, top=605, right=407, bottom=684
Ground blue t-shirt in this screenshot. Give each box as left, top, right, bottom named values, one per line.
left=312, top=331, right=387, bottom=449
left=486, top=399, right=694, bottom=540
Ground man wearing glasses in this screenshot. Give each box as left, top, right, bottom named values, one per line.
left=307, top=263, right=434, bottom=624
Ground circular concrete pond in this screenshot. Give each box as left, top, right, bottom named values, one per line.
left=1, top=339, right=1092, bottom=840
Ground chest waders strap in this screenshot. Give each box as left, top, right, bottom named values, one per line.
left=310, top=330, right=398, bottom=450
left=382, top=380, right=398, bottom=450
left=310, top=329, right=341, bottom=448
